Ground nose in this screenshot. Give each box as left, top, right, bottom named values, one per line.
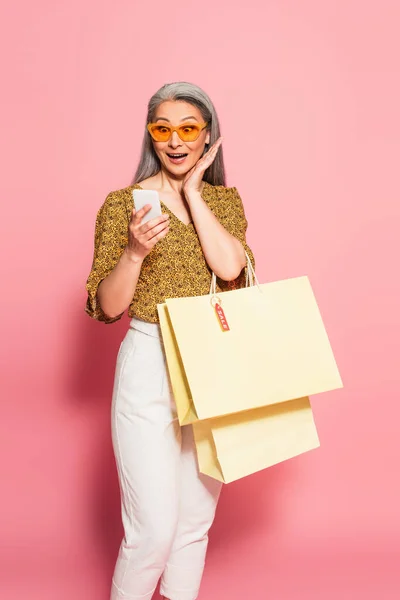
left=169, top=130, right=182, bottom=148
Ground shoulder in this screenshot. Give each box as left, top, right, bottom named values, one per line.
left=103, top=185, right=134, bottom=206
left=91, top=186, right=133, bottom=233
left=203, top=182, right=240, bottom=202
left=203, top=181, right=236, bottom=193
left=204, top=182, right=243, bottom=212
left=97, top=185, right=135, bottom=218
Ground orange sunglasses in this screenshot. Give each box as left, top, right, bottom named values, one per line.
left=147, top=121, right=208, bottom=142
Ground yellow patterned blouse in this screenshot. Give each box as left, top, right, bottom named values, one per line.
left=85, top=181, right=255, bottom=324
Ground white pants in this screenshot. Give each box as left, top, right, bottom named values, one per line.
left=110, top=317, right=223, bottom=600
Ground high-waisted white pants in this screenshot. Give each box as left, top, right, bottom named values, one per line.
left=110, top=317, right=223, bottom=600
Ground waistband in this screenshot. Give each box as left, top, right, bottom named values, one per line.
left=129, top=316, right=162, bottom=339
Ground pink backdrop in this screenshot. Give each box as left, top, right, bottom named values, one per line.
left=1, top=1, right=399, bottom=598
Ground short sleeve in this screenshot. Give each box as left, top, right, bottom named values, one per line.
left=85, top=191, right=129, bottom=324
left=214, top=186, right=256, bottom=289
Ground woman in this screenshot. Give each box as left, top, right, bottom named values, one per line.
left=85, top=81, right=255, bottom=600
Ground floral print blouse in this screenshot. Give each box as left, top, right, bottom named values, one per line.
left=85, top=181, right=255, bottom=324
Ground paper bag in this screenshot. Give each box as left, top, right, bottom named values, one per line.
left=191, top=396, right=320, bottom=483
left=157, top=274, right=342, bottom=425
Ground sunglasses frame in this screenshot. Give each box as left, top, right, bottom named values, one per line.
left=147, top=121, right=209, bottom=142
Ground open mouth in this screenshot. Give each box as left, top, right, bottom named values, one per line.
left=166, top=153, right=188, bottom=164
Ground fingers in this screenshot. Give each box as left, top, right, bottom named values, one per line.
left=130, top=203, right=152, bottom=224
left=130, top=208, right=169, bottom=243
left=137, top=219, right=170, bottom=251
left=128, top=205, right=170, bottom=259
left=204, top=136, right=223, bottom=158
left=141, top=216, right=169, bottom=239
left=197, top=136, right=223, bottom=170
left=186, top=165, right=196, bottom=178
left=131, top=205, right=169, bottom=229
left=181, top=137, right=223, bottom=193
left=210, top=136, right=223, bottom=151
left=146, top=221, right=170, bottom=243
left=137, top=213, right=169, bottom=235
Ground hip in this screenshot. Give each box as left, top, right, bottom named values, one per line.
left=112, top=317, right=176, bottom=419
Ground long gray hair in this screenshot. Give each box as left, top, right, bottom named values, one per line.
left=132, top=82, right=226, bottom=186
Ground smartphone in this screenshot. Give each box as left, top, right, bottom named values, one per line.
left=132, top=189, right=162, bottom=224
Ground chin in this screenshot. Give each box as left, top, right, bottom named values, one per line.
left=163, top=159, right=196, bottom=175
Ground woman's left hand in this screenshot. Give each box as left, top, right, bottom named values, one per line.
left=182, top=137, right=223, bottom=199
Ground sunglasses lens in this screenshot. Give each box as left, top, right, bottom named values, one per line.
left=148, top=123, right=205, bottom=142
left=178, top=124, right=201, bottom=141
left=149, top=125, right=171, bottom=141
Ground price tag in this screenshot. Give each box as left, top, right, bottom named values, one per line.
left=214, top=302, right=230, bottom=331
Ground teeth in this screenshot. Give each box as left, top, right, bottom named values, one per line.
left=168, top=154, right=187, bottom=157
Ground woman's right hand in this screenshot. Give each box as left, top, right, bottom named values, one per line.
left=125, top=205, right=170, bottom=261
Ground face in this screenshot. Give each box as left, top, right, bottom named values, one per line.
left=150, top=100, right=211, bottom=177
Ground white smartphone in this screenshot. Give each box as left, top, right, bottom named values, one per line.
left=132, top=189, right=162, bottom=224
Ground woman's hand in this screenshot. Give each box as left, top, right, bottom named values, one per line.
left=125, top=205, right=170, bottom=262
left=182, top=137, right=223, bottom=198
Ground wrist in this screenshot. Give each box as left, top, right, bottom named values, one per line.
left=123, top=246, right=143, bottom=265
left=184, top=190, right=203, bottom=205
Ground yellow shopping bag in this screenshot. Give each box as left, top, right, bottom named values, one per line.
left=157, top=253, right=342, bottom=426
left=158, top=298, right=322, bottom=482
left=191, top=397, right=320, bottom=483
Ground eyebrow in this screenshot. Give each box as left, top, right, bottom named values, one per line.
left=154, top=115, right=199, bottom=122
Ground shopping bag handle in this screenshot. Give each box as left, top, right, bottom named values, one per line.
left=209, top=250, right=261, bottom=296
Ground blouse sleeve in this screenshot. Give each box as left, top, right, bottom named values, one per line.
left=215, top=186, right=256, bottom=290
left=85, top=191, right=129, bottom=324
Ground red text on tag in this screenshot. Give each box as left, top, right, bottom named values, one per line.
left=214, top=303, right=230, bottom=331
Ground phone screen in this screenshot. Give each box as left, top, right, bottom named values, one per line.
left=132, top=189, right=162, bottom=223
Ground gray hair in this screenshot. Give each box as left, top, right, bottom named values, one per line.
left=132, top=81, right=226, bottom=186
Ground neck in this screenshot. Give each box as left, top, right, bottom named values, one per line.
left=156, top=168, right=185, bottom=195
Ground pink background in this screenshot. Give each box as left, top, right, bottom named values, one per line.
left=1, top=1, right=399, bottom=598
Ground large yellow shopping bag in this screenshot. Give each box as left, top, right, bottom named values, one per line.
left=160, top=298, right=320, bottom=482
left=159, top=298, right=321, bottom=482
left=191, top=397, right=320, bottom=483
left=157, top=253, right=343, bottom=426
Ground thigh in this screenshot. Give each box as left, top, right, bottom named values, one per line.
left=178, top=424, right=223, bottom=527
left=111, top=327, right=182, bottom=536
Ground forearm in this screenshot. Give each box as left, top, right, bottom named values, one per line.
left=97, top=248, right=143, bottom=319
left=187, top=192, right=246, bottom=280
